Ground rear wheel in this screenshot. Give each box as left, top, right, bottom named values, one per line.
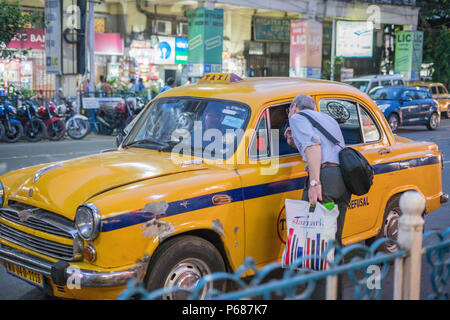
left=144, top=235, right=226, bottom=300
left=67, top=117, right=90, bottom=140
left=47, top=120, right=66, bottom=141
left=387, top=114, right=399, bottom=133
left=426, top=112, right=439, bottom=130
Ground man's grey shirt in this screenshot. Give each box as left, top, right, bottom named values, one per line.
left=289, top=109, right=345, bottom=169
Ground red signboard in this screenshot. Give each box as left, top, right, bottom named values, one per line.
left=7, top=28, right=45, bottom=50
left=94, top=33, right=124, bottom=55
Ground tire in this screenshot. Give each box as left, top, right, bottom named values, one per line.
left=0, top=122, right=4, bottom=141
left=46, top=120, right=66, bottom=141
left=23, top=118, right=46, bottom=142
left=144, top=235, right=226, bottom=300
left=3, top=122, right=23, bottom=143
left=97, top=121, right=114, bottom=135
left=387, top=113, right=399, bottom=133
left=67, top=117, right=90, bottom=140
left=426, top=112, right=439, bottom=130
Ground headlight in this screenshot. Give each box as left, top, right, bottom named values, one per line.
left=0, top=181, right=4, bottom=207
left=75, top=203, right=101, bottom=240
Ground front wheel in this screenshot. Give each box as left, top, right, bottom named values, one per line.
left=144, top=236, right=226, bottom=300
left=3, top=121, right=23, bottom=143
left=47, top=120, right=66, bottom=141
left=426, top=112, right=439, bottom=130
left=24, top=118, right=46, bottom=142
left=66, top=117, right=90, bottom=140
left=387, top=114, right=399, bottom=133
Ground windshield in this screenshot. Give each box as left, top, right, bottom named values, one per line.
left=344, top=80, right=370, bottom=92
left=369, top=87, right=401, bottom=100
left=123, top=97, right=250, bottom=160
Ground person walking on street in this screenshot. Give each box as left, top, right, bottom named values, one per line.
left=284, top=93, right=351, bottom=299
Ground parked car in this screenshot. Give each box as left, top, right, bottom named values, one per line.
left=407, top=81, right=450, bottom=118
left=0, top=74, right=447, bottom=299
left=343, top=74, right=405, bottom=93
left=369, top=86, right=440, bottom=132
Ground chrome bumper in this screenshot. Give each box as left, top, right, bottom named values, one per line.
left=441, top=194, right=449, bottom=204
left=0, top=244, right=149, bottom=288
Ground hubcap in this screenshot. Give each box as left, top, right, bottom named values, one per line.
left=430, top=114, right=438, bottom=128
left=163, top=258, right=212, bottom=300
left=383, top=208, right=400, bottom=252
left=389, top=116, right=398, bottom=132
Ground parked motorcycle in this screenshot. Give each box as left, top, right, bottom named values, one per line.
left=0, top=98, right=23, bottom=143
left=17, top=98, right=47, bottom=142
left=95, top=93, right=136, bottom=135
left=37, top=98, right=66, bottom=141
left=56, top=97, right=90, bottom=140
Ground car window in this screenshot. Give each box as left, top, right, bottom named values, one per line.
left=431, top=86, right=438, bottom=94
left=417, top=90, right=429, bottom=99
left=438, top=86, right=446, bottom=94
left=268, top=104, right=298, bottom=157
left=368, top=81, right=379, bottom=90
left=393, top=80, right=404, bottom=86
left=249, top=110, right=270, bottom=158
left=319, top=99, right=363, bottom=145
left=359, top=106, right=381, bottom=143
left=402, top=90, right=417, bottom=100
left=381, top=80, right=391, bottom=86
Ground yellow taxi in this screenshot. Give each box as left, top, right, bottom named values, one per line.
left=407, top=81, right=450, bottom=118
left=0, top=74, right=447, bottom=299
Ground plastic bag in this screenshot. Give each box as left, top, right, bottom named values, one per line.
left=281, top=199, right=339, bottom=270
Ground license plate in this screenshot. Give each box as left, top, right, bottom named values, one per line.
left=5, top=262, right=45, bottom=289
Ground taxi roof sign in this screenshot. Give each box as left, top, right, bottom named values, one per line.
left=200, top=73, right=243, bottom=84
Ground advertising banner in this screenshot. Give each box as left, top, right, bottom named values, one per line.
left=394, top=31, right=423, bottom=81
left=94, top=33, right=124, bottom=55
left=336, top=21, right=373, bottom=58
left=7, top=28, right=45, bottom=50
left=187, top=8, right=223, bottom=76
left=44, top=0, right=61, bottom=74
left=175, top=38, right=188, bottom=64
left=289, top=20, right=322, bottom=79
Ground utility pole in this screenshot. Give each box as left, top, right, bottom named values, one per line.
left=330, top=17, right=336, bottom=81
left=88, top=0, right=95, bottom=94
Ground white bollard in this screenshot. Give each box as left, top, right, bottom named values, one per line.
left=397, top=191, right=425, bottom=300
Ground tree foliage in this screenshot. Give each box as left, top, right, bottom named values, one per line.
left=0, top=0, right=44, bottom=58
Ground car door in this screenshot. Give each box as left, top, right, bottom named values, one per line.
left=399, top=90, right=420, bottom=123
left=237, top=100, right=307, bottom=266
left=316, top=96, right=389, bottom=243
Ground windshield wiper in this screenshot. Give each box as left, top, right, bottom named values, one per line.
left=122, top=138, right=169, bottom=149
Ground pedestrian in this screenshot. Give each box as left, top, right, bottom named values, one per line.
left=158, top=77, right=175, bottom=95
left=284, top=93, right=351, bottom=299
left=129, top=78, right=136, bottom=90
left=97, top=75, right=112, bottom=96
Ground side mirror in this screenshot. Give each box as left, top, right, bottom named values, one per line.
left=116, top=133, right=124, bottom=147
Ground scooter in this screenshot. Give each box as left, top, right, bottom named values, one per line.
left=56, top=97, right=90, bottom=140
left=0, top=98, right=23, bottom=143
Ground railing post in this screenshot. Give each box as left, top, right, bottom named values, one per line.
left=397, top=191, right=425, bottom=300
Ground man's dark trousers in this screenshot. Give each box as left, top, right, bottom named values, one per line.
left=301, top=166, right=351, bottom=299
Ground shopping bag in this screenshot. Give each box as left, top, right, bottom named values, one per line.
left=281, top=199, right=339, bottom=270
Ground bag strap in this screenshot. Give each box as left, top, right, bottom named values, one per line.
left=298, top=111, right=344, bottom=150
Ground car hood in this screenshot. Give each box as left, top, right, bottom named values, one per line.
left=4, top=148, right=207, bottom=220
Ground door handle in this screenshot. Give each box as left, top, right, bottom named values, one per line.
left=378, top=147, right=391, bottom=155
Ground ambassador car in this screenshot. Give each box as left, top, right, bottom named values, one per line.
left=0, top=74, right=447, bottom=299
left=369, top=86, right=440, bottom=132
left=407, top=81, right=450, bottom=118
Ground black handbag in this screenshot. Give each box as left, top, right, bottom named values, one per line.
left=298, top=112, right=374, bottom=196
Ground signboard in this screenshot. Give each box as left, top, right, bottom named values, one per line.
left=289, top=20, right=322, bottom=79
left=187, top=8, right=223, bottom=76
left=155, top=36, right=176, bottom=64
left=254, top=17, right=290, bottom=42
left=7, top=28, right=45, bottom=50
left=45, top=0, right=62, bottom=74
left=175, top=38, right=188, bottom=64
left=336, top=21, right=373, bottom=58
left=94, top=33, right=124, bottom=55
left=394, top=31, right=423, bottom=81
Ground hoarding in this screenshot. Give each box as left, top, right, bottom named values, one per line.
left=254, top=17, right=291, bottom=42
left=394, top=31, right=423, bottom=81
left=289, top=20, right=322, bottom=79
left=45, top=0, right=61, bottom=74
left=336, top=21, right=373, bottom=58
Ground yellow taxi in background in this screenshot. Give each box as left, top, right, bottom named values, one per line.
left=408, top=81, right=450, bottom=118
left=0, top=74, right=447, bottom=299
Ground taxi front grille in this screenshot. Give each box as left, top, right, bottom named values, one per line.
left=0, top=201, right=80, bottom=261
left=0, top=223, right=74, bottom=260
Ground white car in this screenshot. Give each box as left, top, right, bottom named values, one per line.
left=343, top=75, right=406, bottom=93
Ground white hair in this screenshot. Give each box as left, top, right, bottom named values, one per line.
left=293, top=94, right=316, bottom=111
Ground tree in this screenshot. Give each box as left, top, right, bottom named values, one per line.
left=0, top=0, right=44, bottom=58
left=431, top=27, right=450, bottom=87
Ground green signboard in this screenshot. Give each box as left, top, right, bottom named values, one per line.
left=254, top=16, right=291, bottom=42
left=394, top=31, right=423, bottom=81
left=187, top=8, right=223, bottom=76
